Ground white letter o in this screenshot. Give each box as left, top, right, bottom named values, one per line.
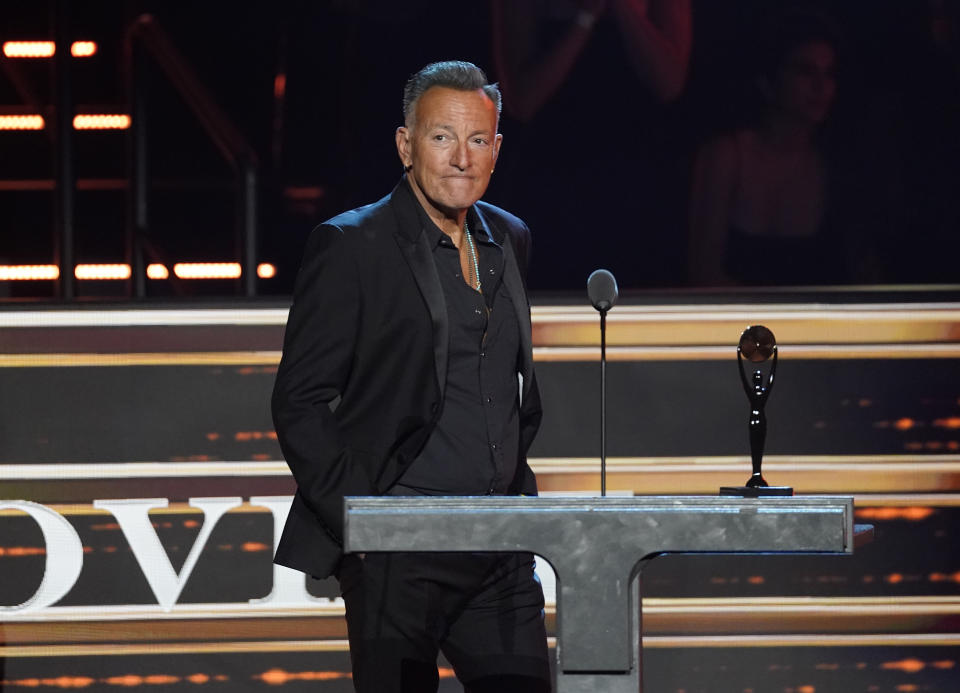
left=0, top=500, right=83, bottom=613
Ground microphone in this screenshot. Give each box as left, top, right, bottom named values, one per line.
left=587, top=269, right=618, bottom=497
left=587, top=269, right=619, bottom=313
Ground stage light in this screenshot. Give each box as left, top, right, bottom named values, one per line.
left=856, top=507, right=934, bottom=521
left=256, top=263, right=276, bottom=279
left=0, top=264, right=59, bottom=280
left=2, top=41, right=98, bottom=58
left=146, top=264, right=169, bottom=280
left=73, top=114, right=131, bottom=130
left=2, top=41, right=55, bottom=58
left=0, top=114, right=45, bottom=130
left=74, top=264, right=132, bottom=280
left=173, top=262, right=242, bottom=279
left=882, top=658, right=926, bottom=673
left=70, top=41, right=97, bottom=57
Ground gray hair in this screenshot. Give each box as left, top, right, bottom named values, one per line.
left=402, top=60, right=502, bottom=126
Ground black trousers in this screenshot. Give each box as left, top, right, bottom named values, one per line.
left=338, top=551, right=551, bottom=692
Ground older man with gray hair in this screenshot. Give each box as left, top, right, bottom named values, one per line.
left=271, top=60, right=551, bottom=692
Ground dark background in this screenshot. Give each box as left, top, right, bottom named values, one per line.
left=2, top=0, right=959, bottom=298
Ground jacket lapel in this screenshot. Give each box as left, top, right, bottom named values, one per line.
left=388, top=178, right=534, bottom=404
left=473, top=206, right=535, bottom=403
left=390, top=182, right=448, bottom=396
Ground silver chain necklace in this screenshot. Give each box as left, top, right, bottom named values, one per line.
left=464, top=220, right=481, bottom=292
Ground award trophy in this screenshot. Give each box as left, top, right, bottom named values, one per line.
left=720, top=325, right=794, bottom=497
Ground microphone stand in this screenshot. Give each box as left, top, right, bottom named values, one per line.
left=600, top=308, right=607, bottom=497
left=588, top=268, right=617, bottom=498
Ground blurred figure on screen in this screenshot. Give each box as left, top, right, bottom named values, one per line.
left=688, top=10, right=846, bottom=287
left=489, top=0, right=692, bottom=289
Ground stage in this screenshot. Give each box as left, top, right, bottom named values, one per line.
left=2, top=295, right=959, bottom=691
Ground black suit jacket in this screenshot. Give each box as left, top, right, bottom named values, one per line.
left=271, top=178, right=542, bottom=578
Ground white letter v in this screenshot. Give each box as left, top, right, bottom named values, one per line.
left=94, top=497, right=242, bottom=611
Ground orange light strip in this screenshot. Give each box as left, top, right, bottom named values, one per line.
left=0, top=113, right=131, bottom=131
left=173, top=262, right=242, bottom=280
left=0, top=263, right=259, bottom=281
left=257, top=669, right=350, bottom=684
left=146, top=264, right=169, bottom=280
left=2, top=40, right=98, bottom=58
left=0, top=114, right=45, bottom=130
left=72, top=114, right=131, bottom=130
left=74, top=264, right=131, bottom=280
left=2, top=41, right=55, bottom=58
left=935, top=417, right=960, bottom=429
left=0, top=264, right=59, bottom=280
left=70, top=41, right=97, bottom=57
left=855, top=506, right=935, bottom=521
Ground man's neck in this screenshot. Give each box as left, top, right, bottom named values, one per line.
left=407, top=178, right=468, bottom=246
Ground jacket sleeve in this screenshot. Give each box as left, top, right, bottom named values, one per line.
left=509, top=219, right=532, bottom=284
left=513, top=368, right=542, bottom=496
left=271, top=223, right=376, bottom=543
left=503, top=217, right=542, bottom=496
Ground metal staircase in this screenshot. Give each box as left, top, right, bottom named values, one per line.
left=0, top=3, right=260, bottom=300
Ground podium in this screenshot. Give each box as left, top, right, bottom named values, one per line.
left=344, top=496, right=857, bottom=692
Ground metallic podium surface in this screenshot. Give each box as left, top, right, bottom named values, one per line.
left=344, top=496, right=855, bottom=692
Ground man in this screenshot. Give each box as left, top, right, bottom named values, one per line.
left=271, top=61, right=550, bottom=692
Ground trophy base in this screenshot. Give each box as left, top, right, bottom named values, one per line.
left=719, top=486, right=794, bottom=497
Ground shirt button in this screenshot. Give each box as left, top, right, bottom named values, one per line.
left=485, top=396, right=493, bottom=404
left=488, top=267, right=495, bottom=275
left=490, top=443, right=498, bottom=451
left=474, top=308, right=482, bottom=315
left=480, top=351, right=486, bottom=358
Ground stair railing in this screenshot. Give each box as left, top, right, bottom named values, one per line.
left=124, top=14, right=259, bottom=297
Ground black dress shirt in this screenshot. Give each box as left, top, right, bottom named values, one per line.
left=390, top=203, right=522, bottom=496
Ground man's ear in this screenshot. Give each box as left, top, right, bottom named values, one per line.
left=492, top=132, right=503, bottom=166
left=396, top=126, right=412, bottom=169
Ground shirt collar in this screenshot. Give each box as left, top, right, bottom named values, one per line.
left=402, top=177, right=498, bottom=249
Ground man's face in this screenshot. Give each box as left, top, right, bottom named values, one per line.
left=396, top=86, right=502, bottom=217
